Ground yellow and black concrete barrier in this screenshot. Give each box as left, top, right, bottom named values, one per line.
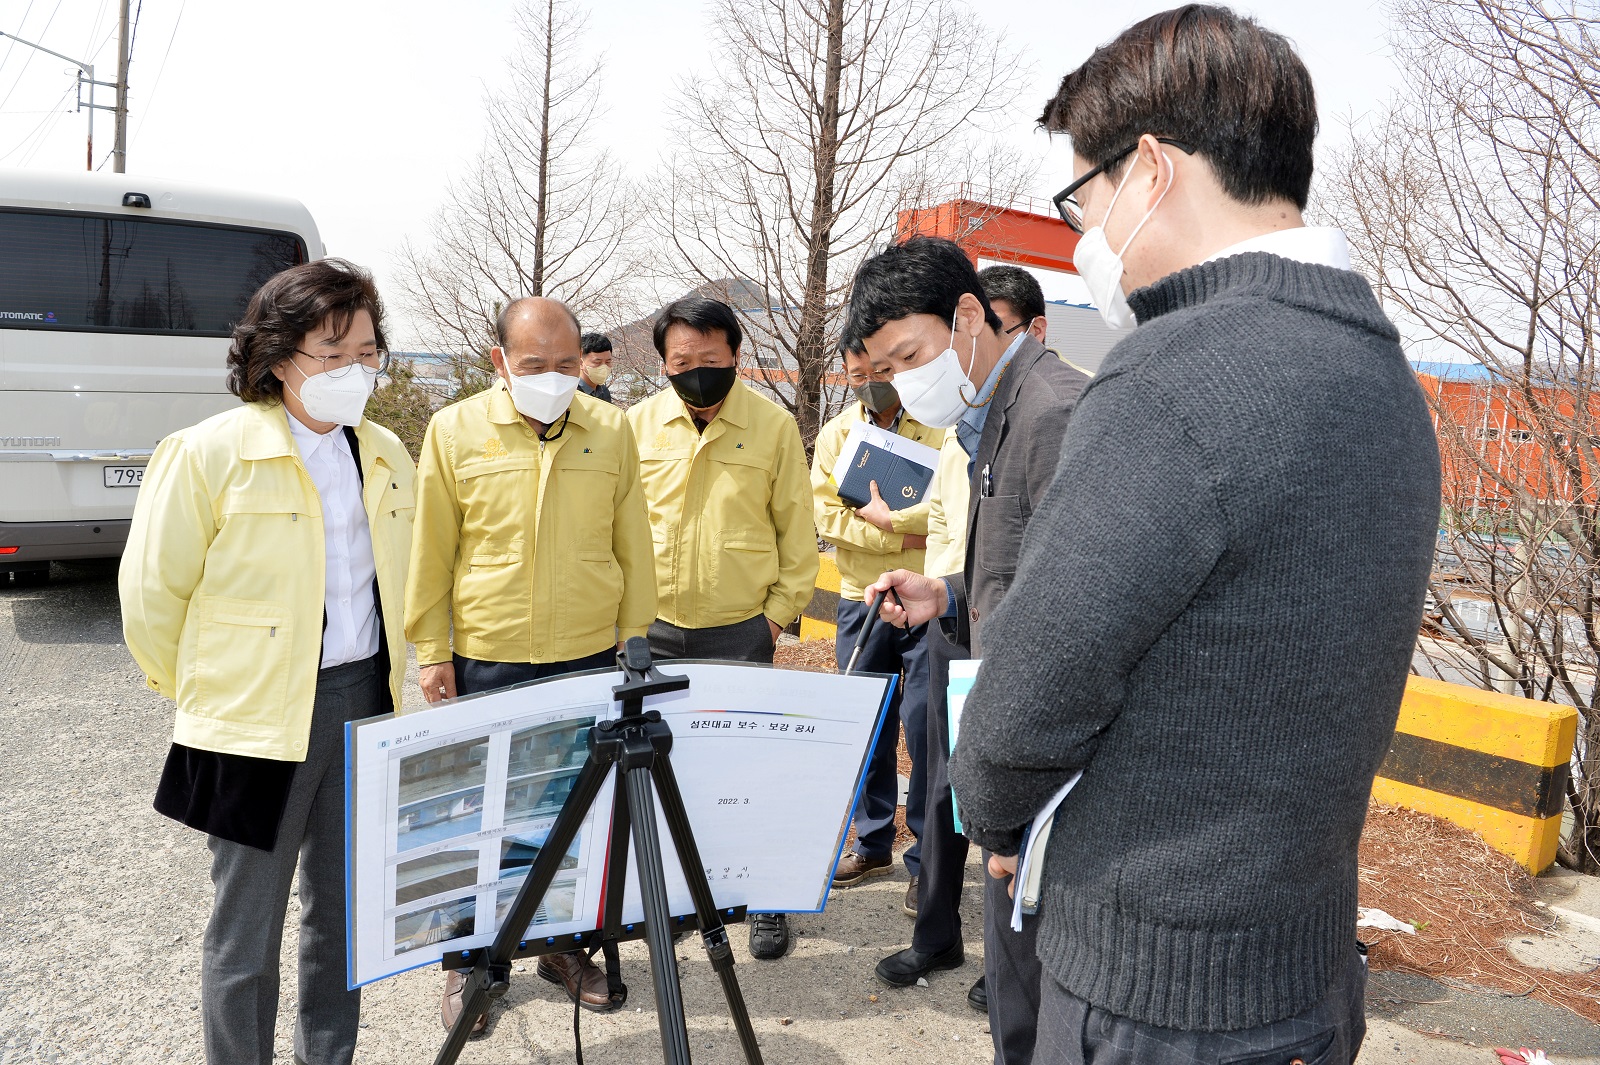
left=1373, top=675, right=1577, bottom=873
left=800, top=552, right=840, bottom=641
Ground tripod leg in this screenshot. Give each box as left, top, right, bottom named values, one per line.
left=434, top=752, right=615, bottom=1065
left=649, top=758, right=766, bottom=1065
left=623, top=761, right=694, bottom=1065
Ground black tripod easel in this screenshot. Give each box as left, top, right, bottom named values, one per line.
left=434, top=637, right=764, bottom=1065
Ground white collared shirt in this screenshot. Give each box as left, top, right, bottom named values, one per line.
left=1205, top=226, right=1352, bottom=271
left=286, top=412, right=380, bottom=668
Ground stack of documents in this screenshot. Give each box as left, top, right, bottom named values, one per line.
left=830, top=421, right=940, bottom=511
left=945, top=658, right=1081, bottom=932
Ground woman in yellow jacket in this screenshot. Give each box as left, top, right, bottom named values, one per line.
left=119, top=259, right=415, bottom=1065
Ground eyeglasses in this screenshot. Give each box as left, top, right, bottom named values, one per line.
left=1052, top=138, right=1194, bottom=234
left=294, top=348, right=391, bottom=378
left=845, top=368, right=895, bottom=386
left=1002, top=318, right=1035, bottom=336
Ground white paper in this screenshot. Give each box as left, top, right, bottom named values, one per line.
left=1010, top=771, right=1083, bottom=933
left=829, top=420, right=942, bottom=490
left=345, top=670, right=623, bottom=987
left=608, top=663, right=895, bottom=925
left=346, top=661, right=894, bottom=987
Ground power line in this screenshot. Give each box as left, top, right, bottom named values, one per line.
left=0, top=0, right=66, bottom=114
left=129, top=0, right=182, bottom=150
left=0, top=0, right=40, bottom=84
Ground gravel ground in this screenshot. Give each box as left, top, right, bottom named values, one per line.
left=0, top=562, right=1575, bottom=1063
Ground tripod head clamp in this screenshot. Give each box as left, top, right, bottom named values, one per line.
left=612, top=635, right=691, bottom=715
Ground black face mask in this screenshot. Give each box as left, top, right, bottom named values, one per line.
left=667, top=365, right=738, bottom=410
left=854, top=381, right=899, bottom=414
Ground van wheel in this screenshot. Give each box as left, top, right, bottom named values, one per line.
left=3, top=563, right=50, bottom=586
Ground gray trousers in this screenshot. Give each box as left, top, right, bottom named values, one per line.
left=1035, top=948, right=1368, bottom=1065
left=202, top=656, right=384, bottom=1065
left=647, top=614, right=775, bottom=664
left=984, top=850, right=1043, bottom=1065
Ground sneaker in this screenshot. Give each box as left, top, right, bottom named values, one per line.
left=903, top=875, right=919, bottom=918
left=831, top=851, right=894, bottom=888
left=748, top=912, right=790, bottom=960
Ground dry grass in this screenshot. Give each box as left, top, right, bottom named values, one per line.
left=1359, top=802, right=1600, bottom=1022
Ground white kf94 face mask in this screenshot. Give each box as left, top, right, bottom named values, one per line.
left=891, top=318, right=979, bottom=429
left=291, top=363, right=376, bottom=427
left=506, top=370, right=580, bottom=424
left=1073, top=149, right=1173, bottom=332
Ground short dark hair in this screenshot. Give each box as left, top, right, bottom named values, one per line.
left=581, top=332, right=613, bottom=356
left=978, top=265, right=1046, bottom=325
left=839, top=237, right=1002, bottom=355
left=495, top=297, right=581, bottom=348
left=226, top=258, right=387, bottom=404
left=1040, top=4, right=1317, bottom=209
left=652, top=297, right=742, bottom=357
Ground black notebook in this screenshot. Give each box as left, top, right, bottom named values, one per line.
left=837, top=442, right=935, bottom=510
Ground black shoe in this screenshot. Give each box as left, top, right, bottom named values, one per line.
left=967, top=975, right=988, bottom=1012
left=874, top=942, right=963, bottom=988
left=749, top=913, right=790, bottom=960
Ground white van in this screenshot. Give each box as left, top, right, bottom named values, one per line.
left=0, top=169, right=322, bottom=581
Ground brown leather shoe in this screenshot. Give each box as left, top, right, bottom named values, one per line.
left=903, top=875, right=920, bottom=918
left=831, top=851, right=893, bottom=887
left=440, top=968, right=489, bottom=1035
left=538, top=950, right=617, bottom=1012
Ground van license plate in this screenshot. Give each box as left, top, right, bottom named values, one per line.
left=104, top=465, right=144, bottom=488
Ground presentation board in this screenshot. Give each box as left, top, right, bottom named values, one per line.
left=345, top=662, right=894, bottom=987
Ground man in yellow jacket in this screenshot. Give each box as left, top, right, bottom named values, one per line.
left=406, top=296, right=656, bottom=1026
left=626, top=294, right=818, bottom=959
left=811, top=346, right=943, bottom=911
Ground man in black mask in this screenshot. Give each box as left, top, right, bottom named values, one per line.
left=809, top=346, right=943, bottom=915
left=625, top=295, right=819, bottom=961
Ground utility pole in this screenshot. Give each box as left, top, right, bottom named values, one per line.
left=0, top=28, right=120, bottom=171
left=113, top=0, right=130, bottom=172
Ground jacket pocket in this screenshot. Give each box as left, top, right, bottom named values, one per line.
left=574, top=536, right=624, bottom=617
left=453, top=540, right=526, bottom=646
left=718, top=538, right=780, bottom=597
left=190, top=596, right=293, bottom=726
left=974, top=493, right=1024, bottom=577
left=1220, top=1027, right=1336, bottom=1065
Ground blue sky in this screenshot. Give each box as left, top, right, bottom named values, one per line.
left=0, top=0, right=1399, bottom=334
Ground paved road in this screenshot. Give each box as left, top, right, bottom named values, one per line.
left=1, top=562, right=1591, bottom=1063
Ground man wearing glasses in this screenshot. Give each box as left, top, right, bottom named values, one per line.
left=808, top=346, right=943, bottom=909
left=406, top=296, right=656, bottom=1028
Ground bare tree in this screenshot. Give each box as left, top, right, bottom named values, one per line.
left=394, top=0, right=641, bottom=395
left=658, top=0, right=1029, bottom=445
left=1330, top=0, right=1600, bottom=868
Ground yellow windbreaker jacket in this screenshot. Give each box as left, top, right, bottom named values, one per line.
left=925, top=432, right=972, bottom=580
left=810, top=404, right=945, bottom=601
left=627, top=379, right=818, bottom=630
left=405, top=384, right=656, bottom=666
left=119, top=402, right=416, bottom=762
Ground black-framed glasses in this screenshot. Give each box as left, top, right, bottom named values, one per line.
left=1002, top=318, right=1036, bottom=336
left=293, top=348, right=391, bottom=378
left=1052, top=138, right=1195, bottom=234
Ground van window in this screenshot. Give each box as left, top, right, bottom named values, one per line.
left=0, top=209, right=306, bottom=337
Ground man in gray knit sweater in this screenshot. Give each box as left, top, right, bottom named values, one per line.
left=873, top=6, right=1441, bottom=1064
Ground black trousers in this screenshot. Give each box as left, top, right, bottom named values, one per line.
left=1035, top=948, right=1368, bottom=1065
left=984, top=850, right=1043, bottom=1065
left=911, top=627, right=971, bottom=954
left=647, top=614, right=775, bottom=664
left=453, top=647, right=617, bottom=694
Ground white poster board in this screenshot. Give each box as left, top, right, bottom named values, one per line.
left=345, top=662, right=893, bottom=988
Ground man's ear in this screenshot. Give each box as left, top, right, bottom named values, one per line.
left=489, top=346, right=507, bottom=377
left=955, top=291, right=988, bottom=340
left=1128, top=133, right=1173, bottom=214
left=1029, top=316, right=1049, bottom=344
